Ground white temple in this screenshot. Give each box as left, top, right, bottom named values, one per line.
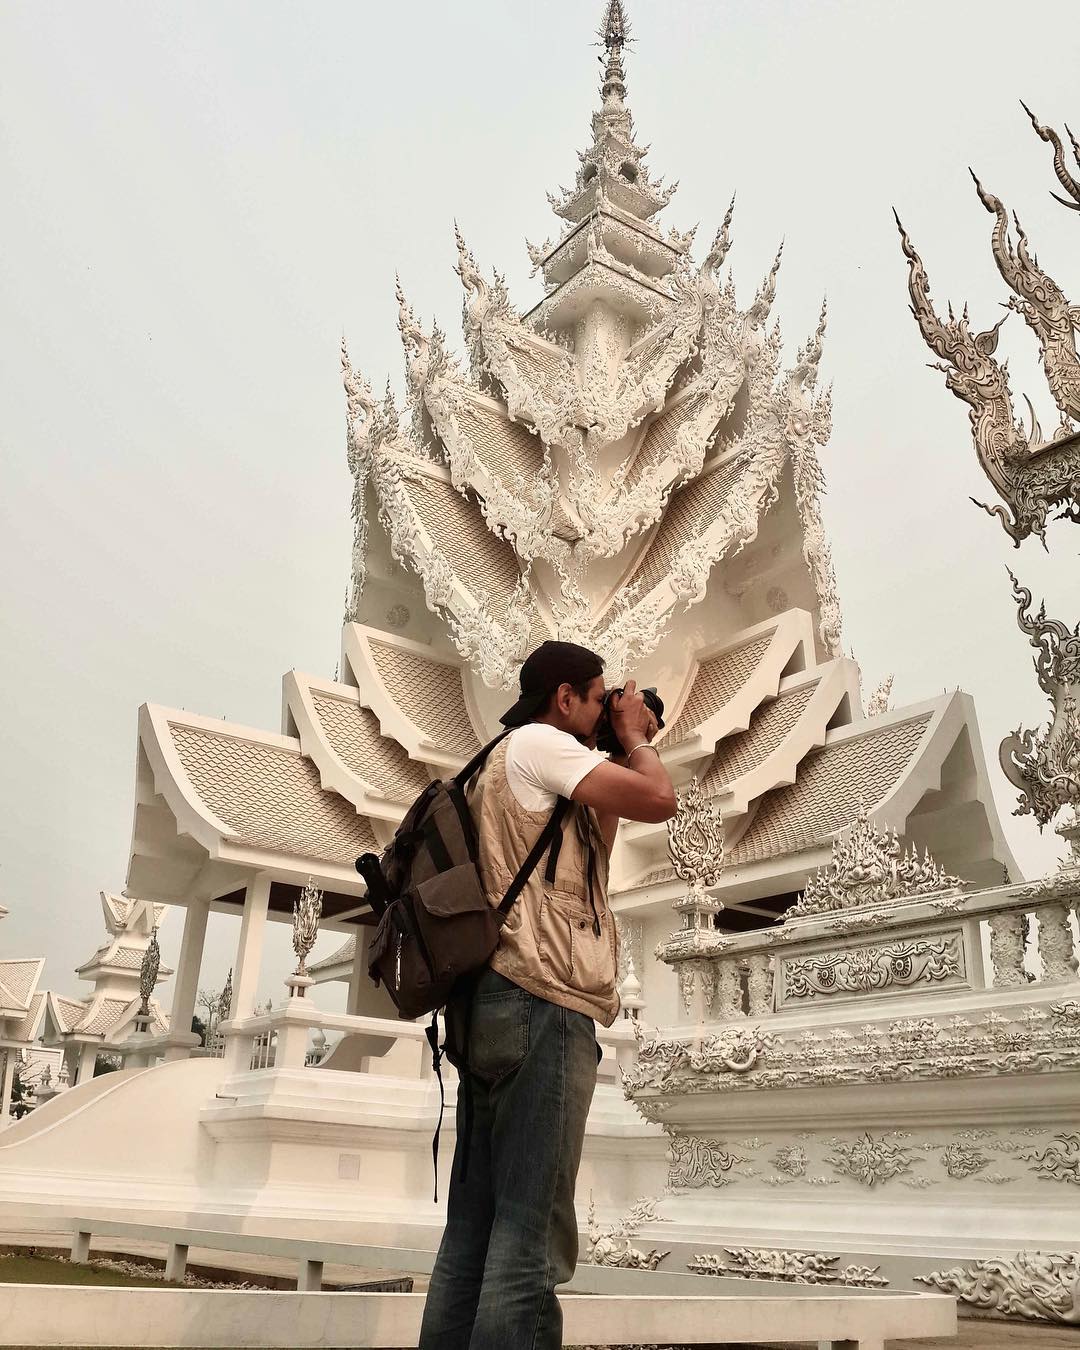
left=1, top=2, right=1077, bottom=1329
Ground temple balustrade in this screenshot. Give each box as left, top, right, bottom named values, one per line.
left=664, top=878, right=1080, bottom=1027
left=210, top=1003, right=642, bottom=1081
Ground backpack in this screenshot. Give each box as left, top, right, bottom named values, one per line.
left=356, top=730, right=568, bottom=1020
left=354, top=730, right=569, bottom=1200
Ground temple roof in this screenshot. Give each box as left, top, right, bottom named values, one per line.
left=45, top=990, right=168, bottom=1041
left=10, top=991, right=45, bottom=1044
left=725, top=711, right=934, bottom=867
left=700, top=661, right=858, bottom=819
left=0, top=958, right=44, bottom=1018
left=657, top=614, right=815, bottom=767
left=286, top=670, right=432, bottom=810
left=75, top=938, right=173, bottom=980
left=621, top=453, right=754, bottom=600
left=141, top=706, right=378, bottom=872
left=100, top=894, right=166, bottom=937
left=310, top=934, right=356, bottom=982
left=356, top=628, right=482, bottom=761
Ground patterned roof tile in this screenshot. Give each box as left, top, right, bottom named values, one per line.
left=403, top=474, right=550, bottom=649
left=11, top=991, right=45, bottom=1042
left=169, top=723, right=377, bottom=863
left=727, top=715, right=933, bottom=866
left=664, top=635, right=775, bottom=747
left=454, top=401, right=544, bottom=486
left=366, top=641, right=481, bottom=758
left=627, top=456, right=748, bottom=597
left=702, top=681, right=819, bottom=791
left=309, top=692, right=432, bottom=798
left=0, top=960, right=41, bottom=1011
left=52, top=996, right=89, bottom=1034
left=624, top=389, right=711, bottom=491
left=76, top=997, right=131, bottom=1036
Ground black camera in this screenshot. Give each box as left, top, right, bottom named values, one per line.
left=596, top=686, right=666, bottom=756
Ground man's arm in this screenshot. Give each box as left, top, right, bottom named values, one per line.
left=594, top=754, right=627, bottom=856
left=573, top=689, right=675, bottom=826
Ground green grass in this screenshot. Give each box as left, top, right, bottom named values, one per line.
left=0, top=1253, right=169, bottom=1288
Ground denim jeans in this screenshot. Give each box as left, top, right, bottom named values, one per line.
left=418, top=967, right=599, bottom=1350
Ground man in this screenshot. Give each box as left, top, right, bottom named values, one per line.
left=418, top=640, right=677, bottom=1350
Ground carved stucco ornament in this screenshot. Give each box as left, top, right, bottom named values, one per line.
left=290, top=878, right=323, bottom=987
left=585, top=1194, right=670, bottom=1271
left=657, top=778, right=729, bottom=1014
left=667, top=1131, right=745, bottom=1188
left=689, top=1247, right=887, bottom=1288
left=341, top=338, right=377, bottom=622
left=136, top=928, right=161, bottom=1022
left=897, top=105, right=1080, bottom=546
left=782, top=934, right=963, bottom=1000
left=999, top=571, right=1080, bottom=828
left=621, top=1002, right=1080, bottom=1102
left=918, top=1250, right=1080, bottom=1325
left=787, top=807, right=962, bottom=919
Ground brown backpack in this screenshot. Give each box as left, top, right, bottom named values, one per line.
left=356, top=731, right=568, bottom=1019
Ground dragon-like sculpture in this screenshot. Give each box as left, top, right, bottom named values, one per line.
left=896, top=103, right=1080, bottom=546
left=999, top=571, right=1080, bottom=827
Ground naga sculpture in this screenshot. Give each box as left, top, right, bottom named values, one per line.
left=999, top=571, right=1080, bottom=827
left=897, top=105, right=1080, bottom=548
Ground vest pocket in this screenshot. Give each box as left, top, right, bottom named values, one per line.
left=538, top=890, right=615, bottom=995
left=537, top=892, right=576, bottom=984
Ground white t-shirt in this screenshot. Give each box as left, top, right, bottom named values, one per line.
left=504, top=723, right=610, bottom=813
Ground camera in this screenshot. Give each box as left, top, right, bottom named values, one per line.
left=596, top=686, right=666, bottom=756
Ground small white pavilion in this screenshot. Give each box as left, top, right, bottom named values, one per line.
left=40, top=893, right=171, bottom=1086
left=0, top=901, right=46, bottom=1127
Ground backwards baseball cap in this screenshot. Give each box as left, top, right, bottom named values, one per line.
left=499, top=640, right=606, bottom=727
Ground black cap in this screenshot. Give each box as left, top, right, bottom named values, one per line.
left=499, top=641, right=605, bottom=727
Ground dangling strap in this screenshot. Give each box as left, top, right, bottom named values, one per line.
left=455, top=991, right=477, bottom=1188
left=425, top=1011, right=444, bottom=1204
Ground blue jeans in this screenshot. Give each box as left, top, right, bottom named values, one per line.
left=418, top=967, right=599, bottom=1350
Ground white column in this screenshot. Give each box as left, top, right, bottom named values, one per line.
left=166, top=898, right=210, bottom=1053
left=76, top=1043, right=98, bottom=1085
left=345, top=930, right=368, bottom=1015
left=0, top=1051, right=15, bottom=1129
left=222, top=873, right=271, bottom=1075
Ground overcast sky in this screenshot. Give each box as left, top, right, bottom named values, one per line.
left=2, top=0, right=1077, bottom=1010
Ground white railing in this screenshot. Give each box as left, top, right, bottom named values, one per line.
left=216, top=1004, right=640, bottom=1080
left=667, top=878, right=1080, bottom=1024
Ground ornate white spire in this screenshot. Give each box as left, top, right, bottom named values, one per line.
left=599, top=0, right=630, bottom=106
left=547, top=1, right=675, bottom=226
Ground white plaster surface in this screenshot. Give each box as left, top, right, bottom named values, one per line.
left=0, top=1285, right=956, bottom=1347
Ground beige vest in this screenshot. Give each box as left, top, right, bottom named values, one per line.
left=469, top=737, right=620, bottom=1027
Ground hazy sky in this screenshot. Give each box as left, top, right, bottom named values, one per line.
left=2, top=0, right=1078, bottom=1009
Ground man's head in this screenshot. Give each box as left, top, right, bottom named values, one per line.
left=500, top=641, right=606, bottom=741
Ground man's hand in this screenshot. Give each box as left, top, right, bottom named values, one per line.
left=609, top=679, right=653, bottom=752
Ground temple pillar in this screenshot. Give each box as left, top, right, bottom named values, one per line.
left=76, top=1042, right=98, bottom=1085
left=163, top=897, right=210, bottom=1062
left=222, top=873, right=271, bottom=1075
left=0, top=1051, right=15, bottom=1129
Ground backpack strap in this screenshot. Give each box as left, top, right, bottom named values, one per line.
left=497, top=796, right=570, bottom=916
left=453, top=729, right=513, bottom=790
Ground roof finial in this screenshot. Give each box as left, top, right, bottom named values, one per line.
left=599, top=1, right=630, bottom=105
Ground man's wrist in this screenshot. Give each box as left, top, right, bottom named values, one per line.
left=627, top=742, right=660, bottom=761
